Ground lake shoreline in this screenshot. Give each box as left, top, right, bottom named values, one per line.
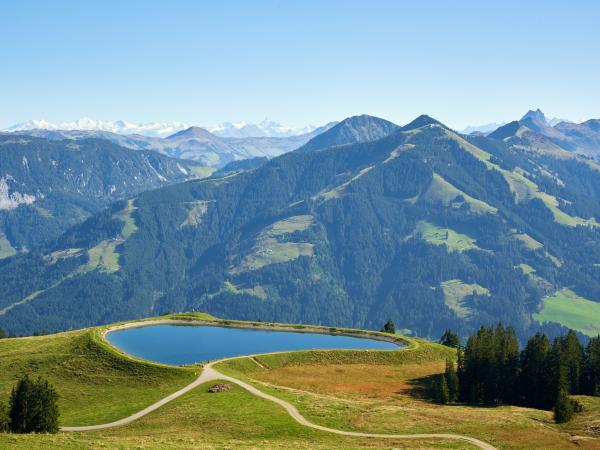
left=101, top=317, right=408, bottom=366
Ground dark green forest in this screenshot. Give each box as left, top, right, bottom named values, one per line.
left=1, top=117, right=600, bottom=341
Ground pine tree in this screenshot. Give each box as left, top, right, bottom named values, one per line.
left=0, top=402, right=9, bottom=432
left=9, top=375, right=59, bottom=433
left=31, top=378, right=59, bottom=433
left=551, top=337, right=570, bottom=407
left=9, top=375, right=34, bottom=433
left=440, top=329, right=460, bottom=348
left=445, top=359, right=459, bottom=403
left=438, top=375, right=450, bottom=404
left=553, top=388, right=574, bottom=423
left=561, top=330, right=583, bottom=394
left=519, top=332, right=553, bottom=408
left=583, top=336, right=600, bottom=395
left=381, top=320, right=395, bottom=334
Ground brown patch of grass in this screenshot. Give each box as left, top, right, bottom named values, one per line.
left=255, top=361, right=444, bottom=399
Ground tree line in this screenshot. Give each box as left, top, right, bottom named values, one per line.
left=0, top=375, right=59, bottom=434
left=437, top=325, right=600, bottom=423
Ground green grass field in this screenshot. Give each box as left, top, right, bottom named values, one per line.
left=441, top=279, right=490, bottom=318
left=0, top=232, right=16, bottom=260
left=422, top=173, right=497, bottom=215
left=412, top=221, right=483, bottom=253
left=0, top=313, right=599, bottom=448
left=0, top=326, right=198, bottom=426
left=533, top=288, right=600, bottom=337
left=234, top=215, right=315, bottom=273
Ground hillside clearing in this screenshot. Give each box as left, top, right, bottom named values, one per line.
left=533, top=288, right=600, bottom=337
left=410, top=221, right=484, bottom=253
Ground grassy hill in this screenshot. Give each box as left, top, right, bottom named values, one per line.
left=0, top=314, right=599, bottom=448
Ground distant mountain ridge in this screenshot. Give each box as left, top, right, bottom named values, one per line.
left=6, top=118, right=189, bottom=138
left=4, top=122, right=338, bottom=167
left=2, top=113, right=600, bottom=341
left=5, top=117, right=332, bottom=139
left=489, top=109, right=600, bottom=158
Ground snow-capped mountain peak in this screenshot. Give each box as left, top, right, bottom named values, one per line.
left=5, top=117, right=320, bottom=139
left=208, top=119, right=320, bottom=138
left=6, top=118, right=190, bottom=138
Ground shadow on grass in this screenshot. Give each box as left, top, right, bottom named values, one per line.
left=403, top=373, right=442, bottom=401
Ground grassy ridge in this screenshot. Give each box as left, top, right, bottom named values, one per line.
left=0, top=326, right=198, bottom=426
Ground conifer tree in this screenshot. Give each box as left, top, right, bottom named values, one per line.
left=583, top=336, right=600, bottom=395
left=560, top=330, right=583, bottom=394
left=9, top=375, right=59, bottom=433
left=553, top=388, right=574, bottom=423
left=445, top=359, right=459, bottom=403
left=0, top=402, right=9, bottom=432
left=9, top=375, right=34, bottom=433
left=519, top=332, right=553, bottom=408
left=381, top=320, right=395, bottom=334
left=438, top=375, right=450, bottom=404
left=440, top=329, right=460, bottom=348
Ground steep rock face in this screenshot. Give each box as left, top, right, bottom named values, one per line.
left=0, top=136, right=208, bottom=255
left=1, top=116, right=600, bottom=341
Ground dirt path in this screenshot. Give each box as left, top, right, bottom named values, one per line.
left=61, top=321, right=497, bottom=449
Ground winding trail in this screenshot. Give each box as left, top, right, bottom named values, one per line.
left=61, top=322, right=497, bottom=449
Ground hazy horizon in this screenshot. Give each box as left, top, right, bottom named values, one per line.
left=2, top=0, right=599, bottom=130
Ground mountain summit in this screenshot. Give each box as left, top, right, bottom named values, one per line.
left=521, top=109, right=548, bottom=126
left=299, top=115, right=399, bottom=152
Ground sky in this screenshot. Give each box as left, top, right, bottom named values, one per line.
left=1, top=0, right=599, bottom=130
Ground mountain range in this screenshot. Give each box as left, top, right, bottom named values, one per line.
left=5, top=118, right=328, bottom=139
left=1, top=112, right=600, bottom=341
left=490, top=109, right=600, bottom=158
left=4, top=123, right=337, bottom=167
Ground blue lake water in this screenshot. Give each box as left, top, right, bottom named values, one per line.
left=106, top=324, right=399, bottom=365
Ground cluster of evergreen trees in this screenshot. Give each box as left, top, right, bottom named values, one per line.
left=438, top=325, right=600, bottom=423
left=0, top=375, right=59, bottom=434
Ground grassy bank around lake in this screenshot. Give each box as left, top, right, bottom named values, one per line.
left=0, top=324, right=199, bottom=426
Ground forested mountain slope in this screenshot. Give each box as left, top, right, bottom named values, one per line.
left=1, top=116, right=600, bottom=340
left=0, top=136, right=209, bottom=257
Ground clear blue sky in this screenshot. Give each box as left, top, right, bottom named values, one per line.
left=2, top=0, right=599, bottom=129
